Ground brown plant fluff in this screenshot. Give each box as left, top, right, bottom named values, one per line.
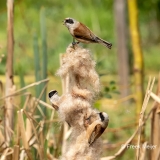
left=49, top=91, right=103, bottom=159
left=56, top=44, right=100, bottom=98
left=69, top=108, right=100, bottom=139
left=61, top=108, right=102, bottom=160
left=50, top=44, right=107, bottom=160
left=57, top=93, right=92, bottom=126
left=71, top=86, right=93, bottom=103
left=54, top=91, right=100, bottom=128
left=62, top=134, right=102, bottom=160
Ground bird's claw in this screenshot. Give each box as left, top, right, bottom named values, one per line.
left=72, top=41, right=79, bottom=45
left=72, top=41, right=79, bottom=49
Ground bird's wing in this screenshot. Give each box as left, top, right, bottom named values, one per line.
left=73, top=23, right=97, bottom=42
left=88, top=124, right=105, bottom=145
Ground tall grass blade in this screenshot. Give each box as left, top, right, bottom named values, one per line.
left=33, top=33, right=41, bottom=98
left=40, top=7, right=47, bottom=106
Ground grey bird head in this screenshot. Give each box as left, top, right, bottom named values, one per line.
left=63, top=17, right=77, bottom=29
left=98, top=112, right=109, bottom=128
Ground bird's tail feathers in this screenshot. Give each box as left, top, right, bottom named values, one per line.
left=97, top=37, right=112, bottom=49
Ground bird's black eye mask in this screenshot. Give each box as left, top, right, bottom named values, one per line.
left=99, top=112, right=105, bottom=121
left=65, top=18, right=74, bottom=24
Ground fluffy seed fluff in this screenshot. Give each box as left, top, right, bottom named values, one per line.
left=49, top=44, right=108, bottom=160
left=56, top=44, right=100, bottom=96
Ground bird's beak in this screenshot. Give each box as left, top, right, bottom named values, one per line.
left=62, top=20, right=65, bottom=25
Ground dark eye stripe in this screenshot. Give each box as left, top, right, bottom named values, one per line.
left=48, top=90, right=58, bottom=98
left=66, top=18, right=74, bottom=24
left=99, top=112, right=105, bottom=121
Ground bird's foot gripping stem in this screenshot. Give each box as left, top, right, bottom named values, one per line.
left=72, top=38, right=79, bottom=48
left=72, top=41, right=79, bottom=45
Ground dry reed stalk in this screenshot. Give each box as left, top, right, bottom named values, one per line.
left=34, top=81, right=48, bottom=104
left=4, top=86, right=15, bottom=145
left=15, top=119, right=20, bottom=145
left=0, top=81, right=3, bottom=96
left=26, top=118, right=32, bottom=142
left=149, top=91, right=160, bottom=103
left=36, top=103, right=46, bottom=117
left=17, top=110, right=33, bottom=159
left=17, top=110, right=28, bottom=148
left=24, top=104, right=34, bottom=146
left=23, top=113, right=39, bottom=143
left=150, top=74, right=160, bottom=160
left=0, top=148, right=13, bottom=160
left=139, top=142, right=148, bottom=160
left=23, top=94, right=31, bottom=110
left=4, top=123, right=14, bottom=135
left=23, top=110, right=38, bottom=125
left=35, top=98, right=54, bottom=110
left=46, top=110, right=55, bottom=140
left=102, top=127, right=139, bottom=160
left=46, top=111, right=58, bottom=157
left=19, top=150, right=25, bottom=160
left=101, top=99, right=156, bottom=160
left=0, top=78, right=49, bottom=100
left=39, top=121, right=45, bottom=160
left=26, top=114, right=44, bottom=160
left=136, top=77, right=155, bottom=160
left=30, top=121, right=45, bottom=160
left=5, top=0, right=14, bottom=145
left=0, top=130, right=5, bottom=145
left=29, top=82, right=49, bottom=117
left=46, top=110, right=57, bottom=158
left=12, top=145, right=20, bottom=160
left=0, top=77, right=51, bottom=159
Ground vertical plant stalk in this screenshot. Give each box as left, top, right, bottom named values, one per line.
left=40, top=7, right=47, bottom=104
left=33, top=33, right=41, bottom=98
left=12, top=145, right=20, bottom=160
left=5, top=0, right=14, bottom=144
left=0, top=81, right=3, bottom=97
left=60, top=54, right=69, bottom=155
left=136, top=77, right=155, bottom=160
left=39, top=13, right=48, bottom=155
left=127, top=0, right=144, bottom=119
left=150, top=74, right=160, bottom=160
left=17, top=110, right=33, bottom=159
left=19, top=65, right=25, bottom=106
left=114, top=0, right=129, bottom=98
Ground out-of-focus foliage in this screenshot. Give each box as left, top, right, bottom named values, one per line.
left=0, top=0, right=159, bottom=75
left=101, top=80, right=120, bottom=99
left=138, top=0, right=160, bottom=45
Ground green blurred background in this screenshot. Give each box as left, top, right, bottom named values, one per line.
left=0, top=0, right=159, bottom=77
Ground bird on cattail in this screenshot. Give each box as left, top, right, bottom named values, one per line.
left=63, top=17, right=112, bottom=49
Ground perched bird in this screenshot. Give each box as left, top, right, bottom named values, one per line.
left=48, top=90, right=60, bottom=103
left=86, top=112, right=109, bottom=145
left=63, top=17, right=112, bottom=49
left=48, top=90, right=60, bottom=110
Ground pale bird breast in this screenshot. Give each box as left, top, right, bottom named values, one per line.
left=68, top=21, right=80, bottom=35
